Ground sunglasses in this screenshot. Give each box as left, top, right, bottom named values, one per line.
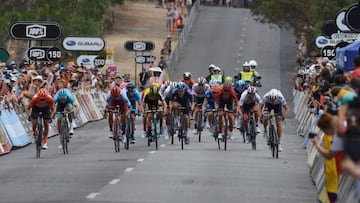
left=39, top=99, right=46, bottom=101
left=184, top=78, right=190, bottom=81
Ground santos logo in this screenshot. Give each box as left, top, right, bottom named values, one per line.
left=63, top=37, right=105, bottom=51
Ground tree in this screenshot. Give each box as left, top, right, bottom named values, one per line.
left=250, top=0, right=359, bottom=54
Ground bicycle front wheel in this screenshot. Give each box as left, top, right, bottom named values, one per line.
left=197, top=111, right=202, bottom=142
left=62, top=119, right=69, bottom=154
left=36, top=117, right=43, bottom=159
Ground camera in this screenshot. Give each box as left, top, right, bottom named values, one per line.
left=308, top=132, right=317, bottom=139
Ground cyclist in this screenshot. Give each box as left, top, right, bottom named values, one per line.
left=206, top=64, right=216, bottom=82
left=192, top=77, right=210, bottom=134
left=232, top=79, right=249, bottom=129
left=179, top=72, right=195, bottom=89
left=202, top=83, right=219, bottom=132
left=106, top=86, right=131, bottom=139
left=169, top=82, right=192, bottom=144
left=25, top=88, right=55, bottom=149
left=121, top=82, right=142, bottom=143
left=142, top=84, right=167, bottom=140
left=53, top=88, right=80, bottom=147
left=210, top=66, right=223, bottom=85
left=259, top=89, right=289, bottom=152
left=239, top=86, right=261, bottom=143
left=215, top=81, right=239, bottom=140
left=163, top=81, right=178, bottom=140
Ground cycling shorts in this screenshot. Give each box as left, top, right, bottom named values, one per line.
left=263, top=103, right=282, bottom=115
left=218, top=99, right=234, bottom=111
left=241, top=102, right=255, bottom=113
left=30, top=106, right=51, bottom=120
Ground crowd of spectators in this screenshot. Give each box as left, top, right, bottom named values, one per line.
left=0, top=59, right=132, bottom=113
left=292, top=43, right=360, bottom=201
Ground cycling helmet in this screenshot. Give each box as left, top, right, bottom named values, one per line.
left=269, top=89, right=278, bottom=100
left=237, top=80, right=245, bottom=87
left=58, top=89, right=68, bottom=99
left=177, top=82, right=186, bottom=90
left=38, top=88, right=48, bottom=99
left=111, top=86, right=121, bottom=97
left=242, top=61, right=249, bottom=67
left=153, top=67, right=162, bottom=73
left=183, top=72, right=191, bottom=79
left=198, top=77, right=207, bottom=85
left=224, top=76, right=233, bottom=84
left=249, top=60, right=257, bottom=67
left=209, top=64, right=216, bottom=69
left=247, top=86, right=257, bottom=94
left=223, top=83, right=232, bottom=91
left=126, top=82, right=135, bottom=90
left=150, top=84, right=159, bottom=95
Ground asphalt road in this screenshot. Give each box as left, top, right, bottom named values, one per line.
left=0, top=6, right=317, bottom=203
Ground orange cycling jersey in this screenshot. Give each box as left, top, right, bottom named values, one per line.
left=28, top=93, right=54, bottom=109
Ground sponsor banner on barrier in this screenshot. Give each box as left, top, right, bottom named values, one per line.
left=0, top=109, right=30, bottom=147
left=81, top=94, right=102, bottom=120
left=0, top=126, right=11, bottom=155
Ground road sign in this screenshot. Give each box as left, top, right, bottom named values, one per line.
left=336, top=10, right=351, bottom=32
left=93, top=56, right=106, bottom=68
left=46, top=47, right=62, bottom=61
left=124, top=41, right=155, bottom=52
left=321, top=20, right=339, bottom=38
left=315, top=35, right=358, bottom=48
left=63, top=37, right=105, bottom=51
left=321, top=46, right=336, bottom=60
left=345, top=3, right=360, bottom=32
left=0, top=48, right=9, bottom=62
left=27, top=47, right=51, bottom=60
left=10, top=22, right=62, bottom=40
left=135, top=55, right=156, bottom=64
left=76, top=55, right=98, bottom=68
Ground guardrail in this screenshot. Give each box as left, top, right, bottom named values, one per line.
left=292, top=89, right=360, bottom=203
left=0, top=89, right=107, bottom=156
left=168, top=0, right=200, bottom=79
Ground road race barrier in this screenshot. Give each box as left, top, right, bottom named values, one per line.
left=0, top=89, right=108, bottom=156
left=168, top=0, right=200, bottom=79
left=293, top=89, right=360, bottom=202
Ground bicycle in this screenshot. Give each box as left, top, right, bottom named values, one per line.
left=107, top=105, right=123, bottom=152
left=206, top=109, right=218, bottom=142
left=248, top=109, right=257, bottom=150
left=238, top=115, right=246, bottom=143
left=34, top=112, right=45, bottom=159
left=57, top=110, right=73, bottom=154
left=195, top=104, right=204, bottom=142
left=264, top=113, right=279, bottom=158
left=168, top=108, right=181, bottom=145
left=217, top=109, right=232, bottom=151
left=172, top=107, right=187, bottom=150
left=145, top=109, right=163, bottom=150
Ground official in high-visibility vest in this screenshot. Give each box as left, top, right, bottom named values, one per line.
left=239, top=62, right=254, bottom=83
left=210, top=66, right=223, bottom=85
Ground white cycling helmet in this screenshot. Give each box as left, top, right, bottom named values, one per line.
left=242, top=61, right=249, bottom=67
left=247, top=86, right=257, bottom=94
left=268, top=89, right=278, bottom=100
left=249, top=60, right=257, bottom=67
left=209, top=64, right=216, bottom=69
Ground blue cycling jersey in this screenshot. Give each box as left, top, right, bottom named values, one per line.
left=204, top=89, right=215, bottom=110
left=54, top=88, right=76, bottom=105
left=121, top=88, right=141, bottom=110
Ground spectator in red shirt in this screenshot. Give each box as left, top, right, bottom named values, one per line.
left=351, top=55, right=360, bottom=79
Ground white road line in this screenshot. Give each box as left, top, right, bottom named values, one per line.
left=240, top=40, right=244, bottom=43
left=160, top=144, right=166, bottom=147
left=243, top=22, right=247, bottom=25
left=242, top=28, right=246, bottom=31
left=238, top=53, right=242, bottom=57
left=137, top=158, right=145, bottom=162
left=239, top=47, right=243, bottom=50
left=109, top=179, right=120, bottom=184
left=149, top=150, right=156, bottom=154
left=125, top=167, right=134, bottom=172
left=86, top=193, right=100, bottom=199
left=235, top=67, right=240, bottom=71
left=241, top=33, right=245, bottom=37
left=237, top=59, right=240, bottom=64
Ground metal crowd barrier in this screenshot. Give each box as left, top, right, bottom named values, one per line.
left=0, top=89, right=108, bottom=156
left=292, top=89, right=360, bottom=203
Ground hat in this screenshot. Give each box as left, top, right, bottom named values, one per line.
left=167, top=35, right=171, bottom=38
left=32, top=75, right=43, bottom=82
left=9, top=61, right=16, bottom=66
left=76, top=67, right=85, bottom=73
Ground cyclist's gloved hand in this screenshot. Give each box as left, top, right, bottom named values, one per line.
left=28, top=116, right=31, bottom=121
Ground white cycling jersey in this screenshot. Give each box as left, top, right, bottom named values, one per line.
left=261, top=90, right=287, bottom=105
left=239, top=90, right=261, bottom=106
left=162, top=85, right=175, bottom=99
left=192, top=83, right=209, bottom=97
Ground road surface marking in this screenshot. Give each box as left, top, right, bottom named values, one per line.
left=137, top=158, right=145, bottom=162
left=125, top=168, right=134, bottom=172
left=86, top=193, right=100, bottom=199
left=109, top=179, right=120, bottom=184
left=149, top=150, right=156, bottom=154
left=160, top=144, right=166, bottom=147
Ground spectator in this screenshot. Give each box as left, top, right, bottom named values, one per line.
left=166, top=7, right=173, bottom=33
left=351, top=55, right=360, bottom=79
left=158, top=55, right=169, bottom=71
